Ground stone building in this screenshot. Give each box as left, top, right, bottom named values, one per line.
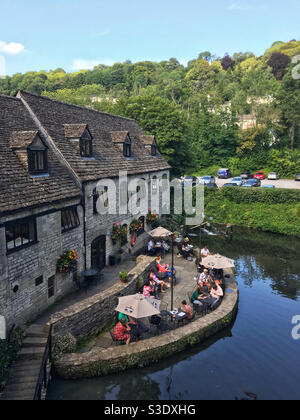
left=0, top=91, right=170, bottom=329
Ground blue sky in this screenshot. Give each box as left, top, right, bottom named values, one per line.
left=0, top=0, right=299, bottom=75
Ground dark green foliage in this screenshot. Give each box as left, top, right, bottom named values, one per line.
left=0, top=327, right=25, bottom=392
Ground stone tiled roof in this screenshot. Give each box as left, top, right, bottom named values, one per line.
left=0, top=96, right=81, bottom=215
left=64, top=124, right=88, bottom=139
left=18, top=91, right=170, bottom=182
left=141, top=135, right=155, bottom=145
left=10, top=130, right=38, bottom=149
left=110, top=131, right=129, bottom=143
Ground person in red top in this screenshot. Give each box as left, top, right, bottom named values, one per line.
left=114, top=318, right=131, bottom=345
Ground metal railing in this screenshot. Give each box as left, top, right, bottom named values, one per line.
left=33, top=324, right=53, bottom=401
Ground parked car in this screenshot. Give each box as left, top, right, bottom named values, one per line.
left=295, top=173, right=300, bottom=181
left=268, top=172, right=280, bottom=180
left=253, top=172, right=266, bottom=180
left=261, top=185, right=275, bottom=189
left=223, top=183, right=238, bottom=187
left=205, top=182, right=219, bottom=189
left=241, top=179, right=261, bottom=187
left=200, top=175, right=216, bottom=185
left=240, top=171, right=253, bottom=180
left=218, top=168, right=232, bottom=179
left=182, top=176, right=198, bottom=188
left=231, top=176, right=244, bottom=186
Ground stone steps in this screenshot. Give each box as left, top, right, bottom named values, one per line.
left=18, top=347, right=45, bottom=361
left=0, top=323, right=50, bottom=400
left=23, top=337, right=48, bottom=348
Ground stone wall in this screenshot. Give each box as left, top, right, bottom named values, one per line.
left=54, top=275, right=239, bottom=379
left=0, top=199, right=84, bottom=329
left=48, top=256, right=156, bottom=338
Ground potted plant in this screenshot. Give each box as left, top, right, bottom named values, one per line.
left=119, top=270, right=128, bottom=283
left=56, top=249, right=78, bottom=274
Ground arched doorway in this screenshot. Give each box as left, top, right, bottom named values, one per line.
left=91, top=235, right=106, bottom=270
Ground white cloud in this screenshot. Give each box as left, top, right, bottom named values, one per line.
left=0, top=41, right=24, bottom=55
left=227, top=1, right=265, bottom=11
left=91, top=30, right=111, bottom=37
left=71, top=58, right=115, bottom=71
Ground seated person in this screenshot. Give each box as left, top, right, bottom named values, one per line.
left=143, top=280, right=155, bottom=299
left=192, top=286, right=212, bottom=307
left=156, top=256, right=169, bottom=279
left=148, top=239, right=156, bottom=256
left=210, top=284, right=224, bottom=304
left=114, top=318, right=131, bottom=345
left=177, top=243, right=191, bottom=260
left=149, top=271, right=170, bottom=292
left=201, top=246, right=212, bottom=258
left=198, top=269, right=209, bottom=285
left=179, top=300, right=194, bottom=320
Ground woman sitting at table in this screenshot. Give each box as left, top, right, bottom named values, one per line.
left=191, top=286, right=206, bottom=306
left=149, top=271, right=170, bottom=292
left=156, top=256, right=169, bottom=279
left=198, top=269, right=209, bottom=285
left=210, top=283, right=224, bottom=304
left=179, top=300, right=194, bottom=320
left=114, top=318, right=131, bottom=345
left=143, top=280, right=155, bottom=299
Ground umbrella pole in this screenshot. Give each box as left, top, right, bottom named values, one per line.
left=171, top=236, right=174, bottom=312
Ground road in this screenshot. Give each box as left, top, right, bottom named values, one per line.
left=215, top=178, right=300, bottom=189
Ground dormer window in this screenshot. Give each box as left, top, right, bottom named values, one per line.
left=27, top=135, right=48, bottom=175
left=64, top=124, right=93, bottom=158
left=80, top=128, right=93, bottom=157
left=141, top=135, right=158, bottom=157
left=151, top=144, right=157, bottom=156
left=123, top=136, right=131, bottom=158
left=110, top=131, right=132, bottom=159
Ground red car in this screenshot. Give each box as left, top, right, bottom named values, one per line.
left=253, top=172, right=266, bottom=180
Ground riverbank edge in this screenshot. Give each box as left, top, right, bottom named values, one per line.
left=54, top=275, right=238, bottom=380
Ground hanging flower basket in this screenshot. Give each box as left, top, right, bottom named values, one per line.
left=129, top=219, right=142, bottom=234
left=146, top=210, right=158, bottom=225
left=111, top=223, right=128, bottom=248
left=56, top=249, right=78, bottom=274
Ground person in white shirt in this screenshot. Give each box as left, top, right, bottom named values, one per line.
left=201, top=246, right=211, bottom=257
left=198, top=269, right=209, bottom=285
left=148, top=239, right=156, bottom=256
left=210, top=284, right=224, bottom=304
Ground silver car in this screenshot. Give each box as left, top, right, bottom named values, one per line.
left=201, top=176, right=216, bottom=185
left=268, top=172, right=280, bottom=180
left=231, top=176, right=243, bottom=186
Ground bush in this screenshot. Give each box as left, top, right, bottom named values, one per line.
left=218, top=186, right=300, bottom=205
left=0, top=327, right=25, bottom=392
left=52, top=333, right=77, bottom=361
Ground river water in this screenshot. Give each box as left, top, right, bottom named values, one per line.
left=46, top=227, right=300, bottom=400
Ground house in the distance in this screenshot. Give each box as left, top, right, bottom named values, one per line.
left=0, top=91, right=170, bottom=329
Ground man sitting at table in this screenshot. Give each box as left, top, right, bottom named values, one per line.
left=198, top=269, right=209, bottom=285
left=201, top=246, right=212, bottom=257
left=179, top=300, right=194, bottom=320
left=148, top=239, right=156, bottom=256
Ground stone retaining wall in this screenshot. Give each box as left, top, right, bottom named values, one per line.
left=54, top=275, right=238, bottom=379
left=47, top=256, right=156, bottom=338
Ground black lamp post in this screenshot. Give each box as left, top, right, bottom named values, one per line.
left=171, top=233, right=175, bottom=312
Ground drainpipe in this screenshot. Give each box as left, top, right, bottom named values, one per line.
left=82, top=182, right=87, bottom=270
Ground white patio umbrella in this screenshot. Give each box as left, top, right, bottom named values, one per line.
left=201, top=253, right=235, bottom=270
left=149, top=226, right=172, bottom=239
left=115, top=293, right=161, bottom=319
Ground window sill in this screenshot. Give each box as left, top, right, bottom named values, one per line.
left=29, top=173, right=50, bottom=178
left=6, top=240, right=39, bottom=255
left=61, top=225, right=80, bottom=234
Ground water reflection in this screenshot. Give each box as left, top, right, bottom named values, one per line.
left=190, top=226, right=300, bottom=300
left=47, top=227, right=300, bottom=401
